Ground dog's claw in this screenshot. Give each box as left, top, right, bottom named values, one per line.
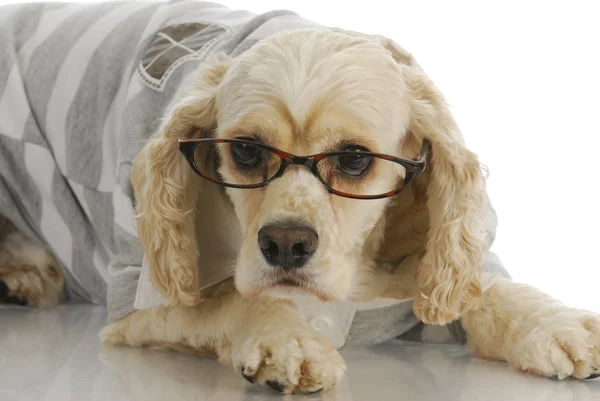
left=0, top=281, right=27, bottom=306
left=241, top=367, right=256, bottom=384
left=550, top=374, right=572, bottom=380
left=0, top=281, right=8, bottom=298
left=551, top=373, right=600, bottom=380
left=266, top=380, right=285, bottom=392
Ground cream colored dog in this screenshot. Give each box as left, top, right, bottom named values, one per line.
left=1, top=28, right=599, bottom=394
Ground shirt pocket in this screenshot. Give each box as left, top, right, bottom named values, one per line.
left=137, top=21, right=231, bottom=92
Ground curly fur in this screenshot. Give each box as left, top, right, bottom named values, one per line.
left=401, top=65, right=487, bottom=324
left=131, top=60, right=233, bottom=306
left=3, top=27, right=600, bottom=394
left=131, top=29, right=487, bottom=319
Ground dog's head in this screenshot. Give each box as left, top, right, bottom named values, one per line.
left=133, top=29, right=487, bottom=324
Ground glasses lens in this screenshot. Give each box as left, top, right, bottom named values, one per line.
left=317, top=153, right=406, bottom=197
left=193, top=141, right=281, bottom=186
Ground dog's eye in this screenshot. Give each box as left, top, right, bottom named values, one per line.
left=337, top=147, right=373, bottom=177
left=231, top=142, right=263, bottom=168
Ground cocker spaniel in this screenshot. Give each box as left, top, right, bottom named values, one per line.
left=1, top=8, right=598, bottom=395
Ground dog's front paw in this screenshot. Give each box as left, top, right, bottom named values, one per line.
left=231, top=328, right=346, bottom=394
left=508, top=308, right=600, bottom=380
left=0, top=264, right=65, bottom=308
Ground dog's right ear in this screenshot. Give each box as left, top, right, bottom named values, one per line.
left=131, top=59, right=232, bottom=306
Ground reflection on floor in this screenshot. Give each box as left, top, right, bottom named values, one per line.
left=1, top=304, right=599, bottom=401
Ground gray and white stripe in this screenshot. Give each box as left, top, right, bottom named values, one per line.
left=0, top=1, right=509, bottom=348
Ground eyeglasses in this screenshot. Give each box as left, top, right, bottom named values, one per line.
left=178, top=136, right=430, bottom=200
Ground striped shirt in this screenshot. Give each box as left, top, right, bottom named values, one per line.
left=0, top=1, right=508, bottom=348
left=0, top=0, right=322, bottom=316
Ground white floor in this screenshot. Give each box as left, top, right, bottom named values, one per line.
left=1, top=304, right=599, bottom=401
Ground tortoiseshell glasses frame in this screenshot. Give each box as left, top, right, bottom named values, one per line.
left=178, top=135, right=430, bottom=200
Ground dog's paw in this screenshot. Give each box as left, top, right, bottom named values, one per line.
left=508, top=308, right=600, bottom=380
left=0, top=264, right=65, bottom=308
left=231, top=328, right=346, bottom=394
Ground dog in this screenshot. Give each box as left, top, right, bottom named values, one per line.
left=1, top=1, right=598, bottom=395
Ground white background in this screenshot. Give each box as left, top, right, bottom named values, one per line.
left=1, top=0, right=599, bottom=310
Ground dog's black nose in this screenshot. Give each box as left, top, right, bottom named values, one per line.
left=258, top=224, right=318, bottom=270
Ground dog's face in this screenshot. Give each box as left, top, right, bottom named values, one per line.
left=210, top=30, right=413, bottom=300
left=134, top=27, right=486, bottom=324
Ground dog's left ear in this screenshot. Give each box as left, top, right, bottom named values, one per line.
left=331, top=28, right=488, bottom=324
left=399, top=63, right=487, bottom=325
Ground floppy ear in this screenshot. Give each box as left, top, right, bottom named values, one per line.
left=327, top=28, right=487, bottom=323
left=131, top=59, right=232, bottom=306
left=399, top=63, right=487, bottom=325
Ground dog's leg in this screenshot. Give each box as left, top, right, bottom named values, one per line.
left=99, top=280, right=345, bottom=394
left=461, top=277, right=600, bottom=380
left=0, top=220, right=65, bottom=307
